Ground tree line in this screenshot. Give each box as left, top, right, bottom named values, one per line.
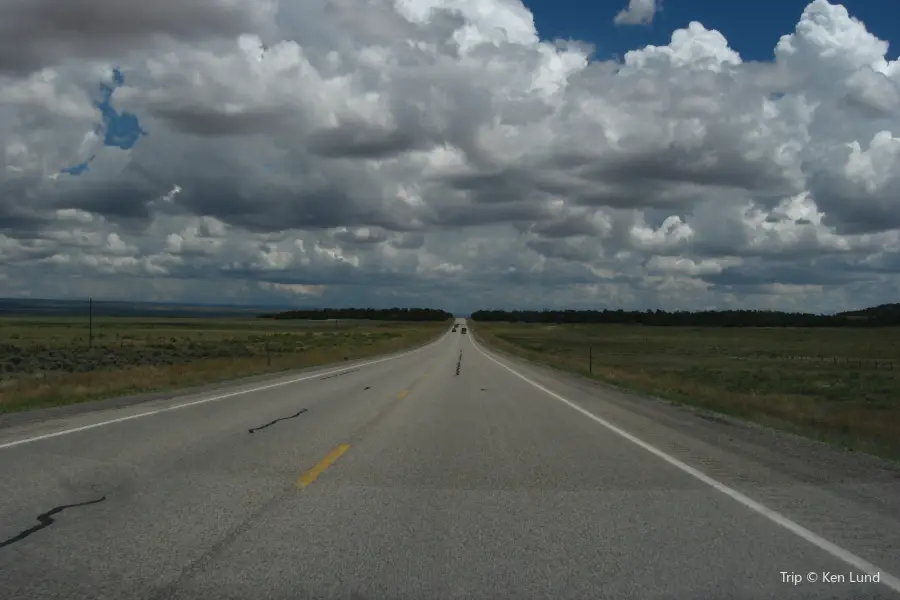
left=470, top=305, right=900, bottom=327
left=258, top=303, right=900, bottom=327
left=259, top=307, right=454, bottom=322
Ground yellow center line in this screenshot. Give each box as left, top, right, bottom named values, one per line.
left=397, top=389, right=409, bottom=399
left=296, top=444, right=350, bottom=488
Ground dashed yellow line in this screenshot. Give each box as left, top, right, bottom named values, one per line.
left=397, top=389, right=409, bottom=399
left=296, top=444, right=350, bottom=488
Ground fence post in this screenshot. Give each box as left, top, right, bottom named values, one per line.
left=88, top=297, right=93, bottom=349
left=266, top=338, right=271, bottom=367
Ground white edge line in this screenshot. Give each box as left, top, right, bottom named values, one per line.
left=0, top=332, right=450, bottom=451
left=468, top=332, right=900, bottom=594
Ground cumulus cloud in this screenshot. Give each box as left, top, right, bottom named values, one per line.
left=1, top=0, right=900, bottom=313
left=613, top=0, right=659, bottom=26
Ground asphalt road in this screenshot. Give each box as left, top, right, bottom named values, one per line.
left=2, top=319, right=900, bottom=599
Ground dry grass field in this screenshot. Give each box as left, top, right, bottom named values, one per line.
left=0, top=316, right=449, bottom=413
left=473, top=322, right=900, bottom=460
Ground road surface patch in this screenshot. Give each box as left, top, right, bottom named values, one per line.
left=469, top=335, right=900, bottom=595
left=0, top=496, right=106, bottom=549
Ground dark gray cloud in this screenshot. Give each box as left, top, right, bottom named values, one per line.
left=429, top=201, right=549, bottom=228
left=332, top=227, right=390, bottom=245
left=177, top=184, right=364, bottom=231
left=0, top=183, right=51, bottom=235
left=809, top=168, right=900, bottom=235
left=50, top=180, right=159, bottom=222
left=440, top=169, right=539, bottom=204
left=582, top=143, right=795, bottom=193
left=0, top=0, right=268, bottom=75
left=703, top=260, right=874, bottom=288
left=308, top=122, right=427, bottom=159
left=150, top=106, right=289, bottom=137
left=525, top=238, right=599, bottom=263
left=389, top=233, right=425, bottom=250
left=528, top=216, right=606, bottom=238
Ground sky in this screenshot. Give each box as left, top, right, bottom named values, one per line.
left=525, top=0, right=897, bottom=62
left=1, top=1, right=900, bottom=315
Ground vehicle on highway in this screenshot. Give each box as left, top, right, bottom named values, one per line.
left=461, top=327, right=467, bottom=334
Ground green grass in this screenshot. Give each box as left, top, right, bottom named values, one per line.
left=0, top=316, right=450, bottom=413
left=473, top=323, right=900, bottom=460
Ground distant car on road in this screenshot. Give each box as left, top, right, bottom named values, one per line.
left=461, top=327, right=467, bottom=334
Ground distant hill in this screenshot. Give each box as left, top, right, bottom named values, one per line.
left=0, top=297, right=292, bottom=318
left=0, top=298, right=454, bottom=321
left=837, top=303, right=900, bottom=319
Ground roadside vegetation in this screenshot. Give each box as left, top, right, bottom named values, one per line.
left=0, top=316, right=449, bottom=414
left=472, top=322, right=900, bottom=460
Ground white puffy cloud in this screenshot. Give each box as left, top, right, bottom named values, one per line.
left=1, top=0, right=900, bottom=314
left=614, top=0, right=659, bottom=26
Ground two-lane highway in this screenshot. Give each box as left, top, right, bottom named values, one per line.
left=2, top=320, right=899, bottom=599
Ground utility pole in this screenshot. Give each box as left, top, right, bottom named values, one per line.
left=88, top=297, right=93, bottom=349
left=589, top=344, right=592, bottom=375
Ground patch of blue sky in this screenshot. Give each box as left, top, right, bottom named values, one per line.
left=60, top=67, right=147, bottom=176
left=60, top=159, right=94, bottom=175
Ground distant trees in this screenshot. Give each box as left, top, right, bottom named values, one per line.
left=470, top=305, right=900, bottom=327
left=839, top=303, right=900, bottom=321
left=259, top=307, right=453, bottom=322
left=259, top=303, right=900, bottom=326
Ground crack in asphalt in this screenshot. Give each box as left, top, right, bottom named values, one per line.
left=248, top=409, right=308, bottom=434
left=0, top=496, right=107, bottom=549
left=456, top=350, right=462, bottom=376
left=320, top=368, right=360, bottom=380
